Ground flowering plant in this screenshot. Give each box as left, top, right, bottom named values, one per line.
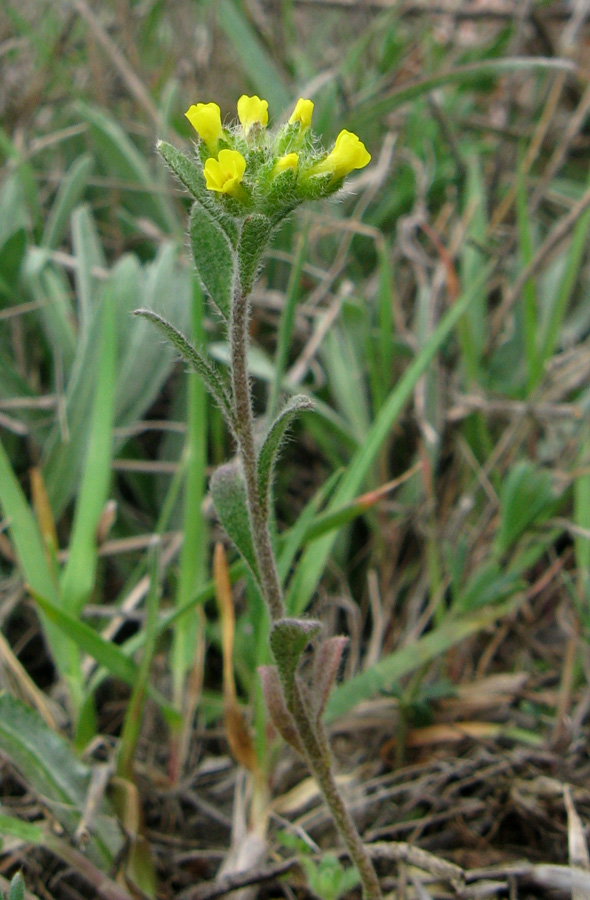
left=136, top=95, right=379, bottom=899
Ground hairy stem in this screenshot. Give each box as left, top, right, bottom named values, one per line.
left=291, top=682, right=383, bottom=900
left=229, top=286, right=381, bottom=900
left=229, top=289, right=285, bottom=621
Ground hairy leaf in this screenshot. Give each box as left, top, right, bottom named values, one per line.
left=134, top=309, right=234, bottom=428
left=258, top=395, right=314, bottom=514
left=258, top=665, right=303, bottom=753
left=210, top=462, right=260, bottom=582
left=190, top=202, right=236, bottom=319
left=270, top=618, right=322, bottom=704
left=238, top=213, right=272, bottom=295
left=311, top=636, right=349, bottom=721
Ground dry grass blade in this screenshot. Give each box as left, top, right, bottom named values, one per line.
left=564, top=785, right=590, bottom=900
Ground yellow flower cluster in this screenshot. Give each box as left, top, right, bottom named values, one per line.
left=184, top=94, right=371, bottom=199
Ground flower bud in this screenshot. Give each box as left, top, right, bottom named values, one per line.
left=308, top=129, right=370, bottom=182
left=185, top=102, right=223, bottom=151
left=237, top=95, right=269, bottom=130
left=288, top=98, right=314, bottom=130
left=272, top=153, right=299, bottom=177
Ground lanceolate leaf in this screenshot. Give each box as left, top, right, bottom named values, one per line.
left=0, top=694, right=123, bottom=870
left=134, top=309, right=235, bottom=429
left=210, top=462, right=260, bottom=582
left=258, top=665, right=303, bottom=753
left=157, top=140, right=209, bottom=203
left=189, top=202, right=236, bottom=320
left=258, top=395, right=314, bottom=514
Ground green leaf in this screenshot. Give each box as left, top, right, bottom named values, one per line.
left=41, top=154, right=94, bottom=250
left=210, top=462, right=260, bottom=581
left=237, top=213, right=272, bottom=295
left=270, top=617, right=322, bottom=704
left=217, top=0, right=291, bottom=114
left=289, top=263, right=494, bottom=615
left=157, top=140, right=208, bottom=201
left=495, top=461, right=555, bottom=556
left=31, top=591, right=180, bottom=726
left=258, top=395, right=314, bottom=514
left=325, top=598, right=520, bottom=722
left=60, top=290, right=117, bottom=617
left=0, top=694, right=123, bottom=870
left=134, top=309, right=234, bottom=428
left=6, top=872, right=25, bottom=900
left=189, top=201, right=236, bottom=319
left=0, top=815, right=44, bottom=846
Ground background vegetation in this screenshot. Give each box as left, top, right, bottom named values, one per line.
left=1, top=1, right=590, bottom=898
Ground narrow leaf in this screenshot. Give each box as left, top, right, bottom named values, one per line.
left=189, top=202, right=236, bottom=319
left=258, top=666, right=303, bottom=753
left=210, top=462, right=260, bottom=582
left=0, top=694, right=123, bottom=869
left=238, top=213, right=272, bottom=295
left=258, top=395, right=314, bottom=514
left=312, top=636, right=348, bottom=721
left=134, top=309, right=234, bottom=427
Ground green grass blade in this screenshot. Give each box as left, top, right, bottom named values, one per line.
left=0, top=440, right=58, bottom=606
left=350, top=58, right=576, bottom=132
left=41, top=155, right=94, bottom=251
left=217, top=0, right=291, bottom=114
left=70, top=204, right=107, bottom=331
left=31, top=590, right=180, bottom=726
left=76, top=102, right=177, bottom=233
left=325, top=597, right=521, bottom=722
left=268, top=226, right=308, bottom=419
left=289, top=262, right=494, bottom=615
left=60, top=289, right=117, bottom=617
left=0, top=694, right=123, bottom=869
left=171, top=283, right=208, bottom=707
left=516, top=156, right=540, bottom=391
left=0, top=814, right=44, bottom=844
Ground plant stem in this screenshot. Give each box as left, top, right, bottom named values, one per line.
left=291, top=682, right=383, bottom=900
left=229, top=286, right=382, bottom=900
left=229, top=290, right=285, bottom=621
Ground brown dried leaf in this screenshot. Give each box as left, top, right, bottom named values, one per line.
left=312, top=636, right=349, bottom=721
left=258, top=665, right=303, bottom=754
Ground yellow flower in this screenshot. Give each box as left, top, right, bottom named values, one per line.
left=310, top=129, right=371, bottom=181
left=237, top=94, right=269, bottom=130
left=203, top=149, right=247, bottom=195
left=185, top=102, right=223, bottom=150
left=289, top=98, right=314, bottom=129
left=272, top=153, right=299, bottom=176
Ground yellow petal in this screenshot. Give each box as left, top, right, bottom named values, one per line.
left=185, top=102, right=223, bottom=148
left=273, top=153, right=299, bottom=176
left=237, top=94, right=269, bottom=129
left=203, top=149, right=246, bottom=195
left=311, top=130, right=370, bottom=181
left=289, top=98, right=314, bottom=129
